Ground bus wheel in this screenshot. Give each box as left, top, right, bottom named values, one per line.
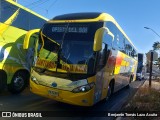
left=0, top=71, right=7, bottom=92
left=8, top=71, right=28, bottom=94
left=126, top=76, right=133, bottom=88
left=106, top=82, right=113, bottom=101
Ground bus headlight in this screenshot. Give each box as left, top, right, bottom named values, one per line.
left=31, top=76, right=39, bottom=85
left=72, top=82, right=95, bottom=93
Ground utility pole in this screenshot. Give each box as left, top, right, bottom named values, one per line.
left=149, top=52, right=153, bottom=87
left=144, top=27, right=160, bottom=87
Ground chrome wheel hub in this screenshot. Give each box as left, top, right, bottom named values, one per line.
left=13, top=76, right=24, bottom=90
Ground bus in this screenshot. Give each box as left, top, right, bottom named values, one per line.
left=23, top=12, right=138, bottom=106
left=0, top=0, right=48, bottom=93
left=136, top=53, right=145, bottom=80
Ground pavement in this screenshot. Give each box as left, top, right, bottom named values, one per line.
left=142, top=79, right=160, bottom=91
left=0, top=80, right=145, bottom=120
left=116, top=79, right=160, bottom=120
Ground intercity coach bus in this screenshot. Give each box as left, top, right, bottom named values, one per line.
left=23, top=12, right=138, bottom=106
left=0, top=0, right=48, bottom=93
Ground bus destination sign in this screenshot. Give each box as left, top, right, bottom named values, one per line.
left=52, top=26, right=88, bottom=33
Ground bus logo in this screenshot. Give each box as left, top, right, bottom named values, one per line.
left=51, top=82, right=57, bottom=87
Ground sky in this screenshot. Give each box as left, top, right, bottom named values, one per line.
left=18, top=0, right=160, bottom=54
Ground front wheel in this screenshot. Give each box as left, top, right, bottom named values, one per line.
left=0, top=72, right=6, bottom=92
left=106, top=82, right=114, bottom=101
left=8, top=71, right=28, bottom=94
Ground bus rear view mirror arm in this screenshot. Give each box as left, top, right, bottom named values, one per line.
left=23, top=29, right=40, bottom=49
left=93, top=27, right=114, bottom=52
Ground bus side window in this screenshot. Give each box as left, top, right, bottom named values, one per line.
left=103, top=32, right=112, bottom=49
left=102, top=32, right=112, bottom=64
left=101, top=43, right=107, bottom=65
left=131, top=49, right=137, bottom=59
left=96, top=29, right=113, bottom=71
left=96, top=43, right=107, bottom=71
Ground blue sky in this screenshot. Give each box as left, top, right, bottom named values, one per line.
left=18, top=0, right=160, bottom=54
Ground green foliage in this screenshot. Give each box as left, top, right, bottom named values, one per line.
left=152, top=41, right=160, bottom=50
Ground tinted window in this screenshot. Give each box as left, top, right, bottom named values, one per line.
left=42, top=22, right=103, bottom=44
left=0, top=0, right=17, bottom=22
left=41, top=22, right=103, bottom=64
left=0, top=0, right=46, bottom=30
left=118, top=34, right=125, bottom=53
left=102, top=31, right=113, bottom=49
left=96, top=43, right=107, bottom=71
left=125, top=40, right=133, bottom=56
left=131, top=49, right=138, bottom=59
left=105, top=22, right=137, bottom=59
left=105, top=22, right=118, bottom=49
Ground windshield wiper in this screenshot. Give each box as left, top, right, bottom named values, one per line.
left=56, top=23, right=70, bottom=71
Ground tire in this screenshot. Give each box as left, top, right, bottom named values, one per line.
left=106, top=82, right=113, bottom=101
left=0, top=71, right=7, bottom=92
left=8, top=71, right=28, bottom=94
left=0, top=74, right=4, bottom=91
left=126, top=76, right=133, bottom=88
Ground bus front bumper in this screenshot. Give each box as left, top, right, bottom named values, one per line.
left=30, top=80, right=94, bottom=106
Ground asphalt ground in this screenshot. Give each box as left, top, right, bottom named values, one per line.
left=0, top=80, right=145, bottom=120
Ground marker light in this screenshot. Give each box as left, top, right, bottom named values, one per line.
left=31, top=76, right=39, bottom=85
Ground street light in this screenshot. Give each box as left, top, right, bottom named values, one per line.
left=144, top=27, right=160, bottom=38
left=144, top=26, right=160, bottom=54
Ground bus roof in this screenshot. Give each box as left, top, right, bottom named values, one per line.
left=53, top=12, right=101, bottom=20
left=6, top=0, right=48, bottom=21
left=49, top=12, right=137, bottom=51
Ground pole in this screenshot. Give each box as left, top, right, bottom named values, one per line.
left=149, top=51, right=153, bottom=87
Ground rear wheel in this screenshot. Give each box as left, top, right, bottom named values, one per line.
left=8, top=71, right=29, bottom=94
left=126, top=76, right=133, bottom=88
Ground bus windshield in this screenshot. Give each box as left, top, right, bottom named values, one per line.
left=35, top=22, right=103, bottom=78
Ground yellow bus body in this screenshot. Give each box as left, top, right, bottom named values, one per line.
left=0, top=0, right=47, bottom=93
left=25, top=12, right=138, bottom=106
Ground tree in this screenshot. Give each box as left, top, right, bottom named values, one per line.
left=152, top=41, right=160, bottom=69
left=152, top=41, right=160, bottom=50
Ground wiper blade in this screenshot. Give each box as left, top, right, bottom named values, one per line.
left=56, top=23, right=70, bottom=71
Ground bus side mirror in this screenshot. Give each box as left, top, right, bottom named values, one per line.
left=23, top=29, right=40, bottom=49
left=93, top=27, right=114, bottom=52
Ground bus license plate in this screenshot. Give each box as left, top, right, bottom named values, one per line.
left=48, top=90, right=59, bottom=97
